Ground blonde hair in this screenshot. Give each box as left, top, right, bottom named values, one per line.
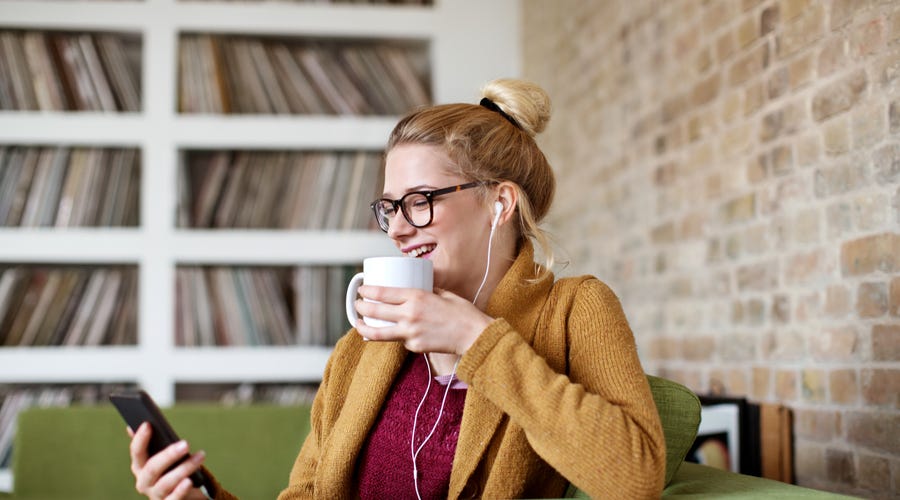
left=386, top=78, right=556, bottom=272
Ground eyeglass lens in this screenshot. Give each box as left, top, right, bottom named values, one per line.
left=374, top=192, right=432, bottom=230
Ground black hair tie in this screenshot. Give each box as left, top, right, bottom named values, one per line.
left=479, top=97, right=521, bottom=129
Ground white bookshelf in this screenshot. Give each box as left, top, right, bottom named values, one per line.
left=0, top=3, right=519, bottom=488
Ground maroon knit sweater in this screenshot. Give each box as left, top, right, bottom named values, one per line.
left=358, top=353, right=467, bottom=500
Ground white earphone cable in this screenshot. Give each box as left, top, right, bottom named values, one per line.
left=411, top=203, right=498, bottom=500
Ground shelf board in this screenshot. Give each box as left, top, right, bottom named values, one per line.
left=172, top=230, right=398, bottom=264
left=0, top=114, right=397, bottom=149
left=0, top=229, right=143, bottom=263
left=0, top=345, right=332, bottom=383
left=0, top=346, right=144, bottom=382
left=172, top=115, right=397, bottom=150
left=0, top=1, right=435, bottom=37
left=0, top=229, right=397, bottom=264
left=0, top=113, right=146, bottom=146
left=170, top=345, right=332, bottom=382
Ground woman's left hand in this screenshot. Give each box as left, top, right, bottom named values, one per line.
left=353, top=285, right=493, bottom=354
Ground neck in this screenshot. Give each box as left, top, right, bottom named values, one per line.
left=426, top=352, right=460, bottom=376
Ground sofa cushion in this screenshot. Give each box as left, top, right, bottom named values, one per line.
left=11, top=404, right=310, bottom=499
left=646, top=375, right=701, bottom=486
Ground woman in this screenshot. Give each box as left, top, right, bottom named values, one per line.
left=128, top=78, right=666, bottom=499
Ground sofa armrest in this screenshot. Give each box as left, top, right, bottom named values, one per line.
left=663, top=462, right=854, bottom=498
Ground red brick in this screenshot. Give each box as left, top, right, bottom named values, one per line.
left=822, top=116, right=851, bottom=155
left=779, top=0, right=810, bottom=22
left=851, top=17, right=885, bottom=57
left=777, top=4, right=826, bottom=58
left=802, top=369, right=827, bottom=402
left=800, top=291, right=825, bottom=320
left=824, top=284, right=852, bottom=317
left=817, top=35, right=850, bottom=78
left=829, top=369, right=859, bottom=404
left=892, top=9, right=900, bottom=43
left=727, top=369, right=749, bottom=396
left=743, top=79, right=765, bottom=116
left=857, top=281, right=888, bottom=318
left=702, top=2, right=735, bottom=40
left=790, top=52, right=815, bottom=89
left=891, top=277, right=900, bottom=317
left=761, top=5, right=780, bottom=35
left=854, top=193, right=891, bottom=231
left=794, top=442, right=826, bottom=482
left=775, top=369, right=798, bottom=400
left=795, top=408, right=840, bottom=441
left=651, top=221, right=676, bottom=244
left=684, top=336, right=716, bottom=361
left=716, top=31, right=737, bottom=62
left=852, top=100, right=887, bottom=150
left=840, top=233, right=900, bottom=276
left=812, top=70, right=868, bottom=122
left=814, top=160, right=870, bottom=198
left=873, top=143, right=900, bottom=184
left=785, top=249, right=827, bottom=286
left=752, top=366, right=771, bottom=400
left=718, top=333, right=756, bottom=361
left=763, top=329, right=804, bottom=361
left=826, top=201, right=853, bottom=239
left=845, top=410, right=900, bottom=454
left=691, top=72, right=720, bottom=107
left=729, top=45, right=767, bottom=86
left=826, top=448, right=857, bottom=486
left=737, top=260, right=779, bottom=291
left=720, top=194, right=756, bottom=225
left=737, top=16, right=759, bottom=48
left=872, top=324, right=900, bottom=361
left=857, top=454, right=890, bottom=492
left=772, top=294, right=790, bottom=323
left=876, top=48, right=900, bottom=87
left=761, top=110, right=784, bottom=142
left=812, top=326, right=858, bottom=361
left=890, top=100, right=900, bottom=133
left=830, top=0, right=876, bottom=29
left=861, top=369, right=899, bottom=407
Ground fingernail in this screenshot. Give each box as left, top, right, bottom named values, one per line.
left=193, top=450, right=206, bottom=461
left=175, top=440, right=188, bottom=452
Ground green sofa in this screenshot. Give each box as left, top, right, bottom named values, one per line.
left=1, top=376, right=849, bottom=499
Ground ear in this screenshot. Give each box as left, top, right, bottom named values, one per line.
left=493, top=182, right=518, bottom=227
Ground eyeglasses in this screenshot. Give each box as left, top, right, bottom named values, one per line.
left=370, top=182, right=481, bottom=232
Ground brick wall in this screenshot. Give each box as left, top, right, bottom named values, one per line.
left=522, top=0, right=898, bottom=496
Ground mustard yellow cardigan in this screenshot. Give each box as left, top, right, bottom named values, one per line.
left=212, top=243, right=665, bottom=499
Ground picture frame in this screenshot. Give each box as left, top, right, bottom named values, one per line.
left=686, top=395, right=761, bottom=476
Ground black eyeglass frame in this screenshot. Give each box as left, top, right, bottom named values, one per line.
left=370, top=181, right=482, bottom=232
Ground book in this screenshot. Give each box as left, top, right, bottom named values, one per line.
left=78, top=34, right=117, bottom=111
left=96, top=33, right=141, bottom=112
left=0, top=31, right=39, bottom=110
left=22, top=32, right=67, bottom=110
left=62, top=269, right=107, bottom=346
left=5, top=148, right=40, bottom=225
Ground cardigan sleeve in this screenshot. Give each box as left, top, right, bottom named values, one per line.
left=457, top=278, right=666, bottom=498
left=276, top=342, right=336, bottom=500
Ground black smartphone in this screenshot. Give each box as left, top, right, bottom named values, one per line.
left=109, top=390, right=208, bottom=489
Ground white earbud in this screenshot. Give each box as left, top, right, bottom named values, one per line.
left=492, top=201, right=503, bottom=227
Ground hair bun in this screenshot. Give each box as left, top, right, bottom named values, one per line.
left=480, top=78, right=551, bottom=137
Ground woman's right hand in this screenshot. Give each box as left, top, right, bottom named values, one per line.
left=128, top=422, right=209, bottom=500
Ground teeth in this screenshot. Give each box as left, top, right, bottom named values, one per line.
left=406, top=244, right=435, bottom=258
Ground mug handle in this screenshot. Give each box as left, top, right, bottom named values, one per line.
left=345, top=272, right=365, bottom=327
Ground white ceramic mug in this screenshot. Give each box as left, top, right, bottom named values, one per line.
left=345, top=257, right=433, bottom=328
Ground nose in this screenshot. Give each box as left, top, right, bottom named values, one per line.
left=387, top=211, right=416, bottom=240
